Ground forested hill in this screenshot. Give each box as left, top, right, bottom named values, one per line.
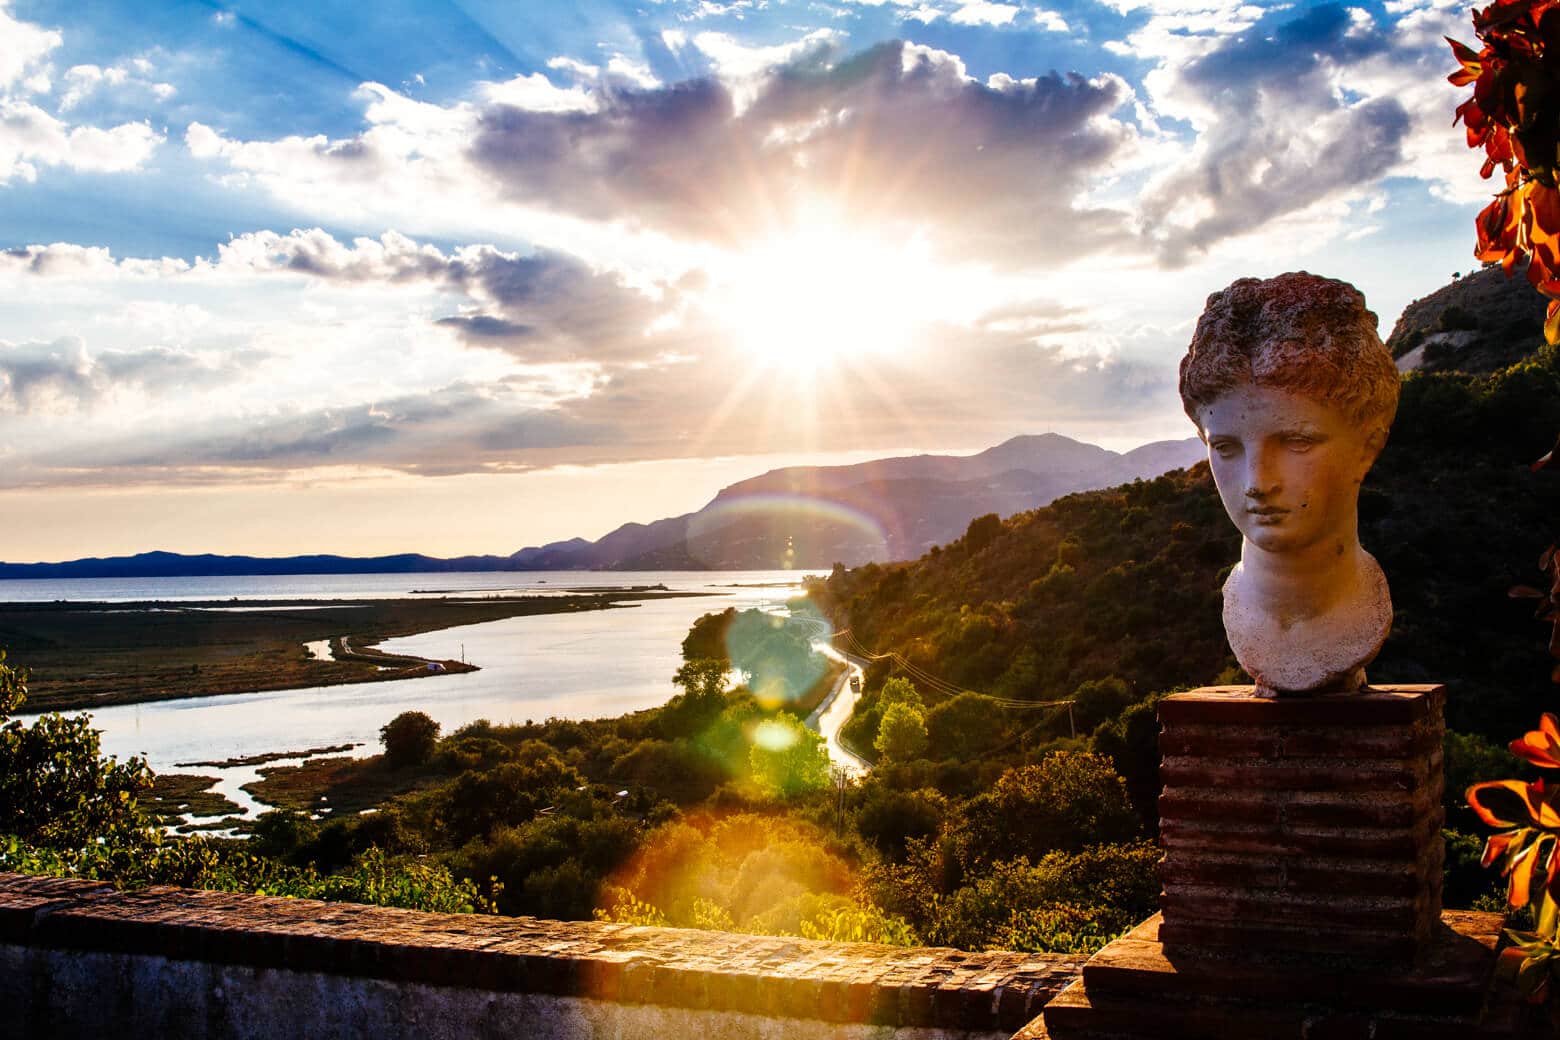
left=810, top=343, right=1560, bottom=744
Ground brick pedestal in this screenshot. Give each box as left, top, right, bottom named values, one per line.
left=1157, top=685, right=1444, bottom=963
left=1028, top=685, right=1537, bottom=1039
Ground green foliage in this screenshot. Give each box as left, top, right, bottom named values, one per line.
left=874, top=701, right=928, bottom=762
left=1091, top=693, right=1168, bottom=827
left=854, top=784, right=946, bottom=860
left=1071, top=677, right=1135, bottom=733
left=962, top=513, right=1004, bottom=555
left=749, top=715, right=829, bottom=799
left=379, top=711, right=440, bottom=770
left=1445, top=729, right=1526, bottom=830
left=811, top=350, right=1560, bottom=750
left=0, top=651, right=151, bottom=848
left=799, top=902, right=918, bottom=945
left=954, top=753, right=1140, bottom=868
left=873, top=840, right=1160, bottom=953
left=661, top=658, right=730, bottom=739
left=682, top=608, right=737, bottom=663
left=3, top=835, right=489, bottom=914
left=841, top=677, right=923, bottom=761
left=924, top=692, right=1004, bottom=761
left=424, top=744, right=583, bottom=845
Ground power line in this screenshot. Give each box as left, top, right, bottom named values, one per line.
left=834, top=628, right=1077, bottom=735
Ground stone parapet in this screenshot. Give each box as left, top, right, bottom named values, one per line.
left=0, top=872, right=1083, bottom=1040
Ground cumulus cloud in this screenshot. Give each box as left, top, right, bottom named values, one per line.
left=950, top=2, right=1021, bottom=27
left=0, top=3, right=61, bottom=93
left=0, top=338, right=246, bottom=414
left=59, top=59, right=175, bottom=112
left=0, top=7, right=166, bottom=184
left=470, top=39, right=1137, bottom=262
left=211, top=228, right=670, bottom=363
left=1127, top=4, right=1417, bottom=264
left=182, top=38, right=1139, bottom=266
left=0, top=100, right=162, bottom=183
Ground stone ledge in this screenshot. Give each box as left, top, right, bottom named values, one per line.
left=0, top=872, right=1082, bottom=1034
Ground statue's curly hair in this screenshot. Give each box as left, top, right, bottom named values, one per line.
left=1179, top=272, right=1399, bottom=444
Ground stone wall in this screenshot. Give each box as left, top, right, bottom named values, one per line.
left=0, top=873, right=1082, bottom=1040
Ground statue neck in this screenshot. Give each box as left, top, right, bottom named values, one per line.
left=1238, top=527, right=1366, bottom=626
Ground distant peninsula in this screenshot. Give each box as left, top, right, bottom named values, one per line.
left=0, top=433, right=1202, bottom=579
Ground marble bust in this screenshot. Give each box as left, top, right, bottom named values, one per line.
left=1179, top=273, right=1400, bottom=696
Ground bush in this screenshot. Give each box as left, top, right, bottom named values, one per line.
left=380, top=711, right=440, bottom=769
left=924, top=841, right=1160, bottom=952
left=955, top=753, right=1140, bottom=867
left=0, top=651, right=151, bottom=848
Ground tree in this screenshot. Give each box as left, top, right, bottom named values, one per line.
left=955, top=753, right=1139, bottom=867
left=875, top=701, right=928, bottom=762
left=880, top=676, right=923, bottom=711
left=380, top=711, right=440, bottom=769
left=0, top=650, right=151, bottom=848
left=925, top=692, right=1002, bottom=760
left=749, top=716, right=829, bottom=799
left=661, top=658, right=730, bottom=738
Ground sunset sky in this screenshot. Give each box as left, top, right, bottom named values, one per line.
left=0, top=0, right=1495, bottom=560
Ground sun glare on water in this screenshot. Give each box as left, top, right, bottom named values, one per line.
left=713, top=222, right=936, bottom=373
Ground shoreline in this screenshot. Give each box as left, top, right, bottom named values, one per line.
left=9, top=589, right=715, bottom=714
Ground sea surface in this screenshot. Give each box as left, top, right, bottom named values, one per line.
left=5, top=570, right=820, bottom=822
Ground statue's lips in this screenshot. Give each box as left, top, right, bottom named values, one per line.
left=1246, top=506, right=1290, bottom=524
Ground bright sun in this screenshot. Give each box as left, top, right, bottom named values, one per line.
left=712, top=222, right=934, bottom=372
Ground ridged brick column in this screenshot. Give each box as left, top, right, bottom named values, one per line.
left=1032, top=684, right=1539, bottom=1040
left=1156, top=684, right=1445, bottom=962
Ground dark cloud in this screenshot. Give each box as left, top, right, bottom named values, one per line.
left=1140, top=5, right=1410, bottom=264
left=225, top=230, right=669, bottom=362
left=1180, top=4, right=1388, bottom=91
left=467, top=39, right=1135, bottom=262
left=434, top=315, right=535, bottom=340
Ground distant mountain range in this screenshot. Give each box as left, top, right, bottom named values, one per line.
left=0, top=433, right=1204, bottom=579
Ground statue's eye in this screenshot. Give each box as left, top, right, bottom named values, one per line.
left=1210, top=439, right=1238, bottom=458
left=1283, top=436, right=1317, bottom=452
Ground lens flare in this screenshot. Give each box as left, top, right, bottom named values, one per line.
left=686, top=492, right=891, bottom=569
left=751, top=718, right=800, bottom=752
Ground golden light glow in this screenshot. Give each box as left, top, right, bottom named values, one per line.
left=710, top=218, right=935, bottom=372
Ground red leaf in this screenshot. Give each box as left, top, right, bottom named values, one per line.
left=1511, top=713, right=1560, bottom=769
left=1470, top=779, right=1543, bottom=828
left=1532, top=434, right=1560, bottom=471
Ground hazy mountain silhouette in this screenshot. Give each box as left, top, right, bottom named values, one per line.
left=0, top=433, right=1203, bottom=578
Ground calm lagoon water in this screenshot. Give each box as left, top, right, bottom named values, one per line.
left=6, top=571, right=819, bottom=820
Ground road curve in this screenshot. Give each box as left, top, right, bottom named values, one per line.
left=806, top=643, right=871, bottom=777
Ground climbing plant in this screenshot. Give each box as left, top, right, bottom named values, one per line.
left=1451, top=1, right=1560, bottom=1004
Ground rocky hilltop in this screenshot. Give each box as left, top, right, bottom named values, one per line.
left=1387, top=261, right=1548, bottom=373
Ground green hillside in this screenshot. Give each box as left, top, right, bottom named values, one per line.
left=811, top=345, right=1560, bottom=746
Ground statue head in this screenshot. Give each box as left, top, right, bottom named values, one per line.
left=1179, top=273, right=1399, bottom=556
left=1178, top=272, right=1400, bottom=695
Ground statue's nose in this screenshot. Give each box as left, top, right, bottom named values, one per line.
left=1243, top=452, right=1280, bottom=499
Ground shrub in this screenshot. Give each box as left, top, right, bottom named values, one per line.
left=380, top=711, right=440, bottom=770
left=955, top=753, right=1139, bottom=868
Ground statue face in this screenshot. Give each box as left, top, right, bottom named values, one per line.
left=1196, top=383, right=1378, bottom=555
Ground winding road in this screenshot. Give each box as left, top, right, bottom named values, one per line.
left=806, top=643, right=871, bottom=777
